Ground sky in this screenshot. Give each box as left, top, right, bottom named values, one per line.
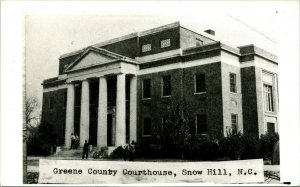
left=25, top=1, right=283, bottom=107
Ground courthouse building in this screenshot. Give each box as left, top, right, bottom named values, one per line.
left=41, top=22, right=279, bottom=149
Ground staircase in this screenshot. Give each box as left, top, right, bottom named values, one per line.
left=50, top=146, right=117, bottom=159
left=52, top=148, right=83, bottom=158
left=51, top=146, right=104, bottom=158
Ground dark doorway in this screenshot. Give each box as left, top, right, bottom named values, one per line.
left=89, top=107, right=97, bottom=145
left=74, top=84, right=81, bottom=137
left=89, top=80, right=99, bottom=145
left=107, top=114, right=113, bottom=146
left=126, top=119, right=129, bottom=144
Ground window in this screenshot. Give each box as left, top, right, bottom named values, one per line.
left=142, top=44, right=151, bottom=52
left=231, top=114, right=238, bottom=133
left=49, top=96, right=55, bottom=110
left=264, top=84, right=274, bottom=112
left=143, top=117, right=152, bottom=136
left=195, top=74, right=206, bottom=93
left=230, top=73, right=237, bottom=93
left=196, top=38, right=203, bottom=46
left=267, top=122, right=275, bottom=133
left=162, top=75, right=171, bottom=96
left=196, top=114, right=207, bottom=134
left=161, top=39, right=171, bottom=48
left=142, top=79, right=151, bottom=99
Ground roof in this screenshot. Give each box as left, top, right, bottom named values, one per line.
left=59, top=21, right=215, bottom=60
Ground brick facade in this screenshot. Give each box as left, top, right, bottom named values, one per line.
left=41, top=22, right=278, bottom=147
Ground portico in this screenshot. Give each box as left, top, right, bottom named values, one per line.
left=64, top=46, right=138, bottom=148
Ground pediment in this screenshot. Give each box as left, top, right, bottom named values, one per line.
left=65, top=46, right=138, bottom=73
left=70, top=51, right=116, bottom=70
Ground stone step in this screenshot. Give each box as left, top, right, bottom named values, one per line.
left=52, top=145, right=117, bottom=158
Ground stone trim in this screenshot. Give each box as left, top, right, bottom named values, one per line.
left=140, top=56, right=182, bottom=70
left=43, top=85, right=67, bottom=93
left=42, top=78, right=66, bottom=88
left=238, top=44, right=278, bottom=63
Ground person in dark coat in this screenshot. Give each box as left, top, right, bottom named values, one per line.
left=82, top=140, right=89, bottom=159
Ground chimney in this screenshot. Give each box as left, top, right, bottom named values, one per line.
left=204, top=29, right=215, bottom=36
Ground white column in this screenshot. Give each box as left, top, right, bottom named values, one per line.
left=115, top=73, right=126, bottom=146
left=65, top=83, right=75, bottom=148
left=129, top=75, right=137, bottom=143
left=80, top=80, right=90, bottom=146
left=97, top=76, right=107, bottom=147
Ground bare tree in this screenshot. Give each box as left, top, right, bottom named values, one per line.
left=25, top=96, right=40, bottom=129
left=24, top=95, right=40, bottom=183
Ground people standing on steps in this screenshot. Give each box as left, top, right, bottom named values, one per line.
left=75, top=134, right=79, bottom=149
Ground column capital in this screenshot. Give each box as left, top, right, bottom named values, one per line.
left=66, top=81, right=75, bottom=85
left=98, top=75, right=107, bottom=79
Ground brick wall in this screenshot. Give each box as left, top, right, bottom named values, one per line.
left=241, top=66, right=259, bottom=138
left=137, top=62, right=224, bottom=142
left=139, top=27, right=180, bottom=57
left=137, top=68, right=183, bottom=142
left=183, top=62, right=223, bottom=136
left=100, top=37, right=138, bottom=58
left=41, top=89, right=67, bottom=141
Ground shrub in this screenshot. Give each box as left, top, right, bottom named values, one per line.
left=109, top=146, right=126, bottom=159
left=219, top=131, right=244, bottom=160
left=134, top=139, right=153, bottom=158
left=136, top=129, right=277, bottom=161
left=27, top=121, right=57, bottom=156
left=240, top=135, right=260, bottom=159
left=259, top=132, right=279, bottom=160
left=134, top=138, right=183, bottom=159
left=184, top=135, right=220, bottom=160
